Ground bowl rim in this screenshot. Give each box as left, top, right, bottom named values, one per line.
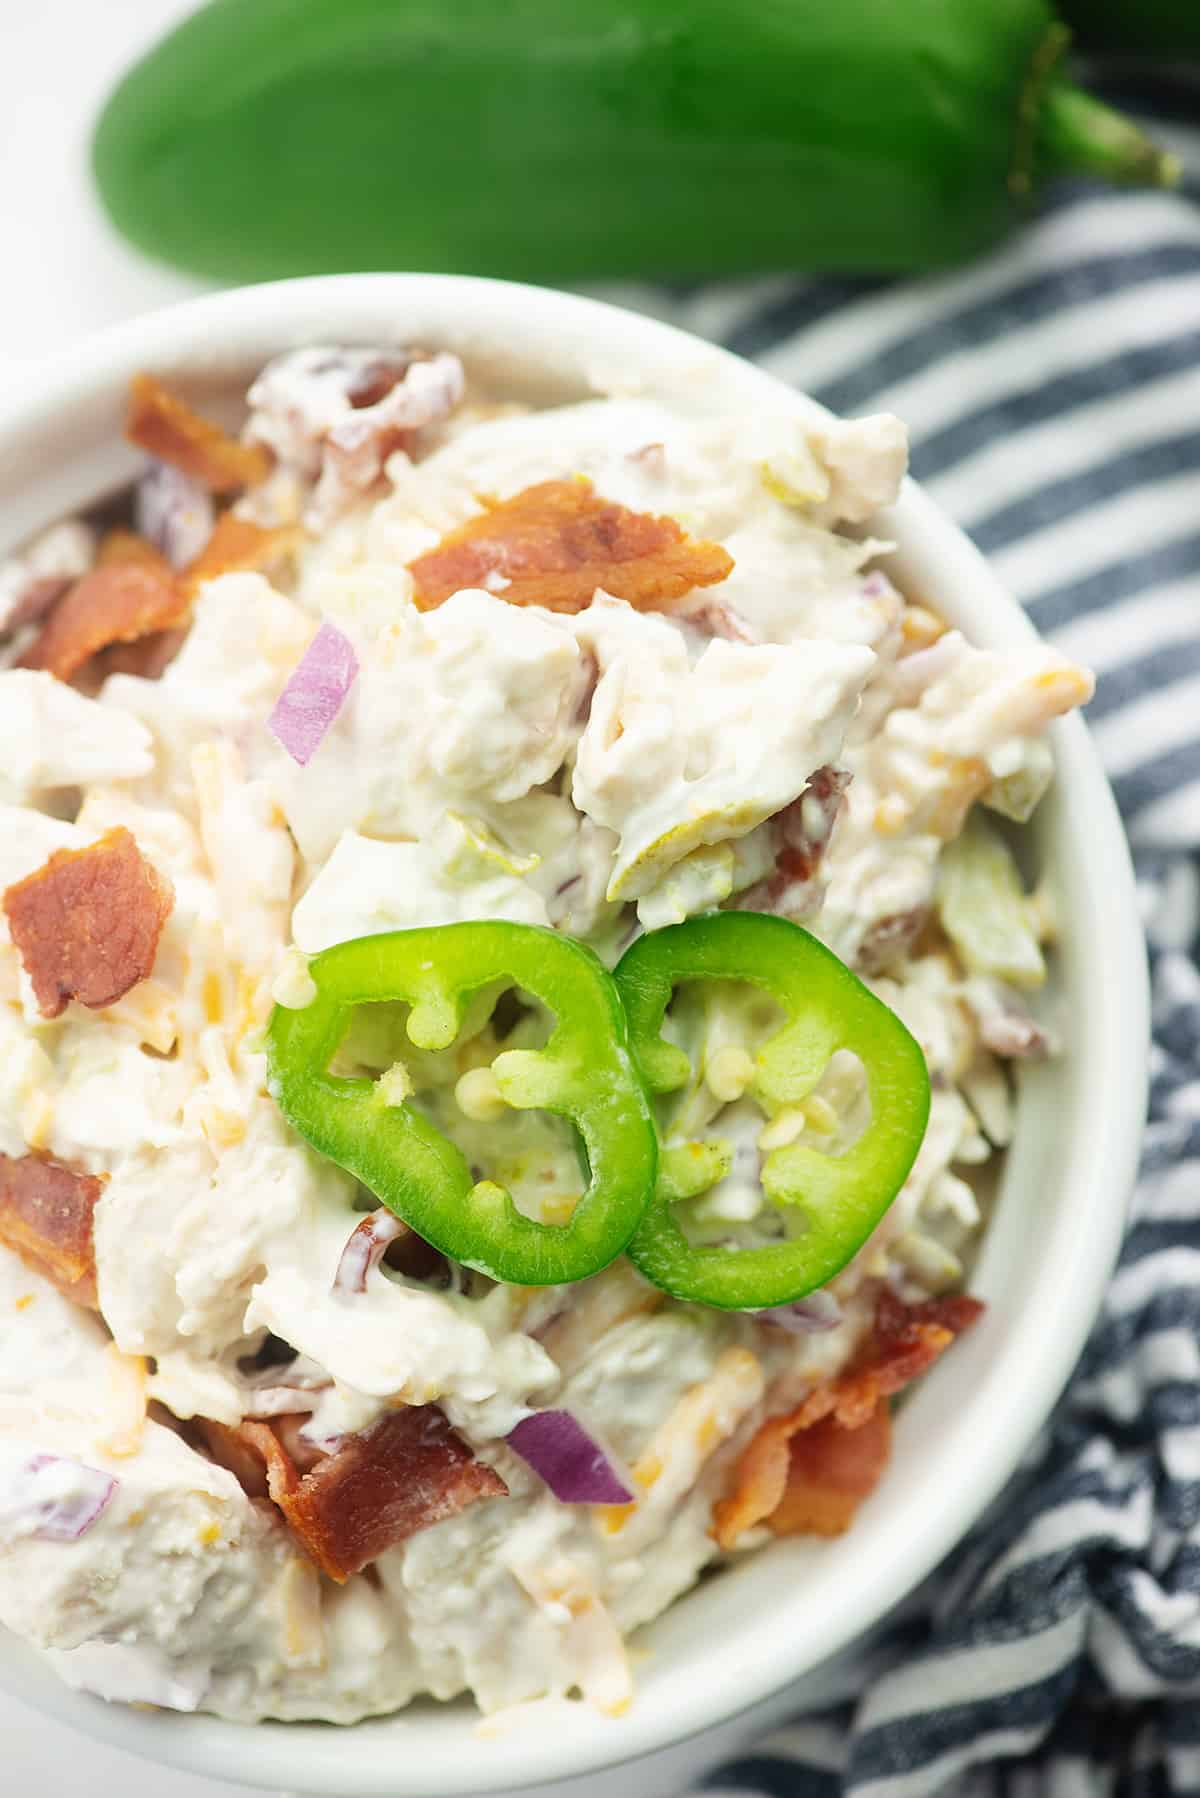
left=0, top=273, right=1150, bottom=1796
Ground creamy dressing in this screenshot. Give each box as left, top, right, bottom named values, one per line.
left=0, top=354, right=1088, bottom=1721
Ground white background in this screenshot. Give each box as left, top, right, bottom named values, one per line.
left=2, top=2, right=289, bottom=1792
left=0, top=0, right=204, bottom=378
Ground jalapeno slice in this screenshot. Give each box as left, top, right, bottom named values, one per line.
left=614, top=912, right=930, bottom=1309
left=268, top=922, right=657, bottom=1286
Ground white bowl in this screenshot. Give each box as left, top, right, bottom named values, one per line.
left=0, top=275, right=1149, bottom=1798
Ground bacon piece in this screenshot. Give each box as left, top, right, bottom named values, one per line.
left=74, top=531, right=188, bottom=681
left=190, top=1414, right=327, bottom=1499
left=16, top=562, right=188, bottom=683
left=226, top=1407, right=506, bottom=1582
left=821, top=1289, right=984, bottom=1432
left=892, top=1292, right=986, bottom=1337
left=95, top=528, right=175, bottom=579
left=15, top=534, right=183, bottom=688
left=92, top=628, right=188, bottom=682
left=711, top=1289, right=982, bottom=1548
left=736, top=767, right=851, bottom=918
left=270, top=1412, right=328, bottom=1476
left=181, top=512, right=302, bottom=596
left=280, top=1408, right=507, bottom=1581
left=51, top=513, right=297, bottom=682
left=190, top=1417, right=277, bottom=1501
left=711, top=1408, right=814, bottom=1551
left=3, top=827, right=173, bottom=1020
left=0, top=1153, right=102, bottom=1308
left=408, top=478, right=734, bottom=615
left=773, top=767, right=852, bottom=890
left=126, top=373, right=272, bottom=494
left=768, top=1403, right=893, bottom=1538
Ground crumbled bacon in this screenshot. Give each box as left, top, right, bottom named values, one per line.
left=271, top=1412, right=329, bottom=1476
left=66, top=530, right=188, bottom=681
left=711, top=1288, right=982, bottom=1548
left=214, top=1407, right=506, bottom=1582
left=189, top=1416, right=277, bottom=1501
left=768, top=1402, right=892, bottom=1538
left=3, top=827, right=173, bottom=1020
left=11, top=533, right=187, bottom=687
left=774, top=767, right=851, bottom=890
left=821, top=1288, right=984, bottom=1431
left=16, top=563, right=189, bottom=683
left=737, top=766, right=851, bottom=916
left=126, top=373, right=272, bottom=494
left=408, top=478, right=734, bottom=615
left=95, top=528, right=175, bottom=578
left=711, top=1409, right=814, bottom=1551
left=181, top=512, right=301, bottom=596
left=92, top=628, right=188, bottom=683
left=0, top=1153, right=102, bottom=1308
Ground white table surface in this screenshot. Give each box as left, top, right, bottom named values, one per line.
left=1, top=3, right=282, bottom=1793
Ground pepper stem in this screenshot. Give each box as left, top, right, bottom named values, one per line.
left=1036, top=81, right=1180, bottom=190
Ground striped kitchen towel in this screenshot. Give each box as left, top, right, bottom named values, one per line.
left=632, top=73, right=1200, bottom=1798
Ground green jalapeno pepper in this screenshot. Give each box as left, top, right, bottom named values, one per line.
left=267, top=922, right=657, bottom=1285
left=93, top=0, right=1174, bottom=286
left=614, top=912, right=930, bottom=1310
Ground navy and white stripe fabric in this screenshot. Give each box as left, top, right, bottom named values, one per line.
left=639, top=79, right=1200, bottom=1798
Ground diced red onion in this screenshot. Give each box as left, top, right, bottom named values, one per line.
left=506, top=1410, right=632, bottom=1505
left=134, top=460, right=216, bottom=569
left=333, top=1207, right=407, bottom=1296
left=20, top=1455, right=117, bottom=1540
left=268, top=619, right=359, bottom=766
left=757, top=1290, right=843, bottom=1334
